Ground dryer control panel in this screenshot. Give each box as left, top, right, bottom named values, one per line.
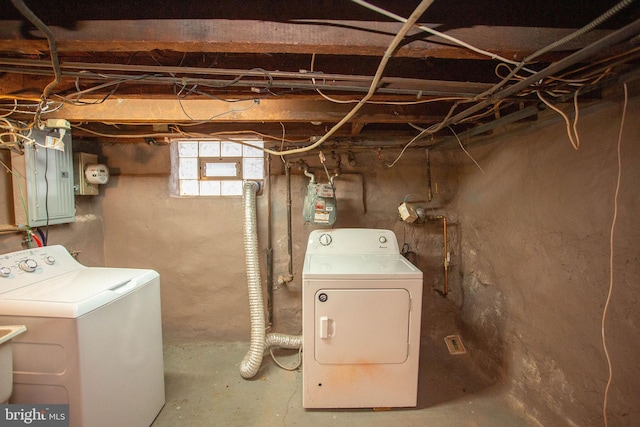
left=306, top=228, right=399, bottom=255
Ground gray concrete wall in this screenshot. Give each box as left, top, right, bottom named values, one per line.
left=451, top=91, right=640, bottom=425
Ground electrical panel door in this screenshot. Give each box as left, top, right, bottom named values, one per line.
left=11, top=128, right=75, bottom=227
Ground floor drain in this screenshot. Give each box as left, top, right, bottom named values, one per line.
left=444, top=335, right=467, bottom=355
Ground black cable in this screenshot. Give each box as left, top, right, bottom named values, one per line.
left=10, top=0, right=61, bottom=123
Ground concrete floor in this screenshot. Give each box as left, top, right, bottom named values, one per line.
left=151, top=336, right=533, bottom=427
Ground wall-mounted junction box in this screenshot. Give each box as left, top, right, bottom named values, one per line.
left=10, top=128, right=75, bottom=227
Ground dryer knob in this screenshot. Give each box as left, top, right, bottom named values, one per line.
left=0, top=266, right=10, bottom=277
left=19, top=259, right=38, bottom=272
left=319, top=233, right=332, bottom=246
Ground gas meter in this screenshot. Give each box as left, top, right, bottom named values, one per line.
left=303, top=182, right=337, bottom=225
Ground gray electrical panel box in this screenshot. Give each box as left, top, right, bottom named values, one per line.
left=11, top=128, right=76, bottom=227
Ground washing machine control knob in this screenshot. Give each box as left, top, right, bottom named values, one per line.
left=19, top=258, right=38, bottom=272
left=0, top=266, right=10, bottom=277
left=319, top=233, right=332, bottom=246
left=379, top=236, right=387, bottom=244
left=44, top=256, right=56, bottom=265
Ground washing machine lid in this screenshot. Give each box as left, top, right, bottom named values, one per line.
left=302, top=253, right=422, bottom=280
left=0, top=267, right=159, bottom=318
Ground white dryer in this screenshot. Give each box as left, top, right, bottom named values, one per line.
left=302, top=228, right=423, bottom=408
left=0, top=245, right=165, bottom=427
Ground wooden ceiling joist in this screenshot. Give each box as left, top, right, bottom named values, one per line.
left=40, top=97, right=448, bottom=124
left=0, top=19, right=614, bottom=61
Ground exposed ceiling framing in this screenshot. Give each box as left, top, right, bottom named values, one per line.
left=1, top=0, right=639, bottom=152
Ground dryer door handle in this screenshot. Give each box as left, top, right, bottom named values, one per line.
left=319, top=316, right=330, bottom=339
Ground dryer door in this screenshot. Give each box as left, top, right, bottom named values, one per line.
left=314, top=288, right=410, bottom=364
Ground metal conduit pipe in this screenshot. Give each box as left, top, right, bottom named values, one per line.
left=266, top=156, right=274, bottom=326
left=404, top=16, right=640, bottom=147
left=441, top=17, right=640, bottom=130
left=277, top=164, right=294, bottom=286
left=428, top=215, right=449, bottom=296
left=286, top=165, right=293, bottom=281
left=240, top=181, right=301, bottom=379
left=10, top=0, right=61, bottom=101
left=442, top=216, right=449, bottom=296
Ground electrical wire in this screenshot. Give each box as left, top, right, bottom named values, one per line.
left=386, top=101, right=459, bottom=168
left=471, top=0, right=636, bottom=104
left=350, top=0, right=535, bottom=72
left=251, top=0, right=436, bottom=157
left=68, top=125, right=171, bottom=140
left=447, top=126, right=485, bottom=174
left=0, top=117, right=34, bottom=132
left=4, top=0, right=632, bottom=163
left=279, top=122, right=287, bottom=164
left=208, top=99, right=258, bottom=121
left=555, top=45, right=640, bottom=83
left=0, top=132, right=33, bottom=144
left=309, top=53, right=471, bottom=106
left=402, top=17, right=638, bottom=156
left=269, top=345, right=303, bottom=371
left=74, top=124, right=309, bottom=144
left=0, top=118, right=37, bottom=150
left=174, top=126, right=309, bottom=143
left=602, top=81, right=628, bottom=427
left=28, top=230, right=42, bottom=247
left=0, top=99, right=18, bottom=118
left=532, top=0, right=635, bottom=61
left=0, top=95, right=41, bottom=102
left=10, top=0, right=61, bottom=125
left=536, top=89, right=581, bottom=150
left=36, top=228, right=46, bottom=246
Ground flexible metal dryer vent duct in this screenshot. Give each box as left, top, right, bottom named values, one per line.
left=240, top=181, right=302, bottom=379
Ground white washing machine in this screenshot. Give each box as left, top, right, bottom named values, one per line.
left=302, top=228, right=423, bottom=408
left=0, top=245, right=165, bottom=427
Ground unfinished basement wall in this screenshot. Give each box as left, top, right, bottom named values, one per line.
left=451, top=89, right=639, bottom=426
left=100, top=142, right=457, bottom=344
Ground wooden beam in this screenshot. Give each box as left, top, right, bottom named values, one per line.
left=0, top=58, right=498, bottom=97
left=351, top=122, right=365, bottom=135
left=0, top=19, right=614, bottom=60
left=42, top=97, right=446, bottom=124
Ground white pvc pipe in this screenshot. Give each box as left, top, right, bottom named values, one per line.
left=239, top=181, right=302, bottom=379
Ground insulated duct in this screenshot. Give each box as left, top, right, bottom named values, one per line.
left=240, top=181, right=302, bottom=379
